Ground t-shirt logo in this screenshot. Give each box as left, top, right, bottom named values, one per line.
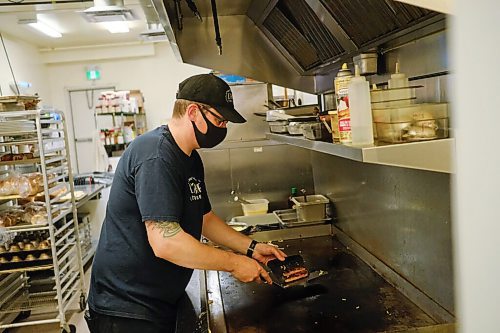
left=188, top=177, right=203, bottom=201
left=225, top=90, right=233, bottom=103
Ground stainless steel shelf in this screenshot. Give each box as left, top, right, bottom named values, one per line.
left=0, top=109, right=85, bottom=331
left=0, top=265, right=54, bottom=275
left=82, top=243, right=97, bottom=267
left=74, top=184, right=105, bottom=209
left=266, top=133, right=454, bottom=173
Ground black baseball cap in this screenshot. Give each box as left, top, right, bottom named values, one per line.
left=176, top=74, right=246, bottom=123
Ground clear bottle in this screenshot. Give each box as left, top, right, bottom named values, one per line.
left=348, top=65, right=374, bottom=145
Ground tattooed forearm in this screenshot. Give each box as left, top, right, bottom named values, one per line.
left=147, top=221, right=182, bottom=238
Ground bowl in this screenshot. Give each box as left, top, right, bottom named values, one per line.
left=39, top=253, right=51, bottom=260
left=25, top=254, right=37, bottom=261
left=24, top=243, right=34, bottom=251
left=0, top=257, right=8, bottom=264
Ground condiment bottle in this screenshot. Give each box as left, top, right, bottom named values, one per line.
left=388, top=62, right=409, bottom=89
left=348, top=65, right=374, bottom=145
left=288, top=187, right=297, bottom=209
left=334, top=63, right=353, bottom=144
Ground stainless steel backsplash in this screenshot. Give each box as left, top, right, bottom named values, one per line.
left=312, top=152, right=454, bottom=314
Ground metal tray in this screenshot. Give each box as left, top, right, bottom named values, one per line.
left=273, top=209, right=330, bottom=227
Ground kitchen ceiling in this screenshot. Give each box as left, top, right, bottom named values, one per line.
left=0, top=0, right=149, bottom=48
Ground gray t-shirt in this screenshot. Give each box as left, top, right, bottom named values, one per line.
left=88, top=125, right=211, bottom=324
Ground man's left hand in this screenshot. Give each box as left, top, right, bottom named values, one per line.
left=252, top=243, right=286, bottom=265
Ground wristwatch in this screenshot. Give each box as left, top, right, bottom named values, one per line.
left=246, top=239, right=258, bottom=258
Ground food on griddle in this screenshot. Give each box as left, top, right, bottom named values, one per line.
left=283, top=266, right=309, bottom=283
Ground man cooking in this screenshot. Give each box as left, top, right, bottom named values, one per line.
left=86, top=74, right=286, bottom=333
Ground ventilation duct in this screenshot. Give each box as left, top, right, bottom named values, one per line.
left=80, top=0, right=137, bottom=23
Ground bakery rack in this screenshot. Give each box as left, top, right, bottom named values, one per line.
left=0, top=109, right=85, bottom=333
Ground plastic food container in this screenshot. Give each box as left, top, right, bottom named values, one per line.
left=370, top=86, right=417, bottom=103
left=287, top=121, right=304, bottom=135
left=291, top=195, right=329, bottom=222
left=353, top=53, right=378, bottom=75
left=374, top=118, right=449, bottom=143
left=302, top=122, right=331, bottom=141
left=269, top=121, right=288, bottom=134
left=372, top=103, right=449, bottom=143
left=241, top=199, right=269, bottom=216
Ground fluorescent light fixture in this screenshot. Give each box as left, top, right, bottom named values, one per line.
left=102, top=21, right=129, bottom=33
left=27, top=21, right=62, bottom=38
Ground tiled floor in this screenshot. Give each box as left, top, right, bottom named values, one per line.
left=9, top=268, right=91, bottom=333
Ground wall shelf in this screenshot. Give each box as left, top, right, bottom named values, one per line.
left=266, top=133, right=454, bottom=173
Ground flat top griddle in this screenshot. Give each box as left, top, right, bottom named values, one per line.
left=217, top=235, right=436, bottom=333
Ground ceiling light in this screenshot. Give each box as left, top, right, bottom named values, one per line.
left=19, top=19, right=62, bottom=38
left=102, top=21, right=129, bottom=33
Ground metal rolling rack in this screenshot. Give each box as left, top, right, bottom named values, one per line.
left=0, top=109, right=85, bottom=333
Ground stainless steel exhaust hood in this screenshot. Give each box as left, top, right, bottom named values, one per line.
left=151, top=0, right=445, bottom=93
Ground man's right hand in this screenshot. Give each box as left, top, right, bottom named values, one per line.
left=229, top=254, right=272, bottom=284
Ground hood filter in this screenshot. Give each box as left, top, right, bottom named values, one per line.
left=263, top=0, right=345, bottom=71
left=321, top=0, right=437, bottom=47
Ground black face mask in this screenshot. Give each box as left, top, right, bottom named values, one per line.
left=192, top=110, right=227, bottom=148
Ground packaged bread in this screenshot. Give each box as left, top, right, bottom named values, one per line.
left=22, top=201, right=49, bottom=225
left=0, top=172, right=44, bottom=198
left=0, top=208, right=25, bottom=227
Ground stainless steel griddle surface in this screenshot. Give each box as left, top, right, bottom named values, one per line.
left=217, top=235, right=436, bottom=333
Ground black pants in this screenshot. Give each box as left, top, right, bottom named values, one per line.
left=85, top=309, right=176, bottom=333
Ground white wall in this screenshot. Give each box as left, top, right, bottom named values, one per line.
left=452, top=0, right=500, bottom=331
left=47, top=42, right=209, bottom=131
left=0, top=33, right=50, bottom=101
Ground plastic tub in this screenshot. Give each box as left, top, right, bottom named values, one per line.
left=291, top=195, right=329, bottom=222
left=374, top=118, right=449, bottom=143
left=241, top=199, right=270, bottom=216
left=370, top=86, right=417, bottom=103
left=372, top=103, right=448, bottom=123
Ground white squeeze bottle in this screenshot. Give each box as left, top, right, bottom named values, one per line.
left=388, top=62, right=409, bottom=89
left=348, top=65, right=374, bottom=145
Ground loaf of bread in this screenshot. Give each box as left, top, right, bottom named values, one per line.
left=0, top=172, right=44, bottom=198
left=0, top=208, right=25, bottom=227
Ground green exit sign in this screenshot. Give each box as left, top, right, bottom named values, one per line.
left=86, top=68, right=101, bottom=80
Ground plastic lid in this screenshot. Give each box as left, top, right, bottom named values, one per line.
left=336, top=63, right=352, bottom=77
left=390, top=62, right=406, bottom=79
